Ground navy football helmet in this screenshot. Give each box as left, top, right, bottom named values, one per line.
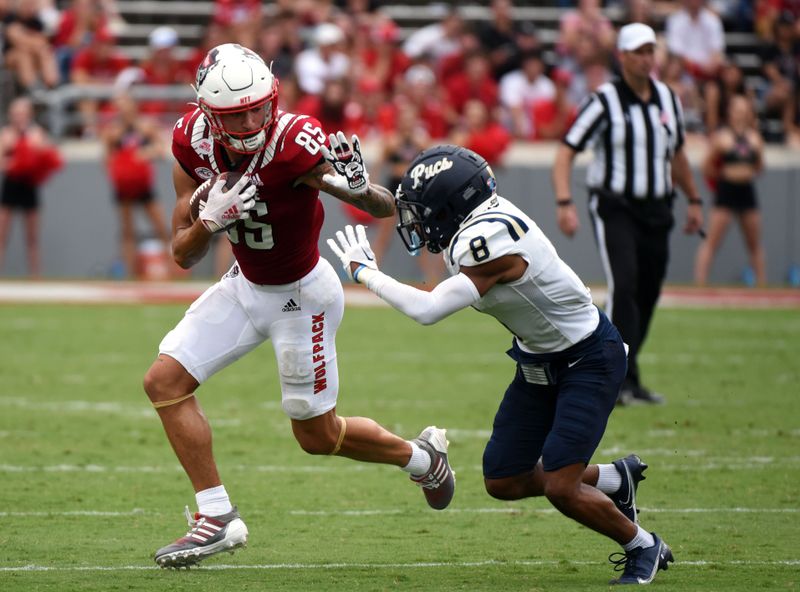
left=395, top=145, right=497, bottom=254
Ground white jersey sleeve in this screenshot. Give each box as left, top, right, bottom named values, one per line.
left=446, top=196, right=599, bottom=353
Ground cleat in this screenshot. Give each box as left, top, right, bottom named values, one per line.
left=609, top=454, right=647, bottom=523
left=631, top=386, right=665, bottom=405
left=154, top=505, right=248, bottom=568
left=617, top=385, right=664, bottom=406
left=410, top=426, right=456, bottom=510
left=609, top=532, right=674, bottom=584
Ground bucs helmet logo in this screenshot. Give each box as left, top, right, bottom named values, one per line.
left=409, top=157, right=454, bottom=190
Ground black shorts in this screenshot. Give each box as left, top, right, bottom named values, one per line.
left=482, top=311, right=627, bottom=477
left=715, top=180, right=757, bottom=212
left=0, top=177, right=39, bottom=211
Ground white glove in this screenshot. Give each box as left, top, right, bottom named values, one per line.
left=200, top=174, right=256, bottom=233
left=326, top=224, right=379, bottom=283
left=320, top=131, right=370, bottom=196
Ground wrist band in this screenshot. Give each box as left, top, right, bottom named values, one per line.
left=352, top=264, right=366, bottom=283
left=556, top=199, right=574, bottom=207
left=688, top=198, right=702, bottom=205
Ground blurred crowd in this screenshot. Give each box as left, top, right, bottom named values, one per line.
left=0, top=0, right=798, bottom=279
left=1, top=0, right=798, bottom=147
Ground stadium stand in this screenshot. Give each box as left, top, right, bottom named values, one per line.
left=17, top=0, right=775, bottom=141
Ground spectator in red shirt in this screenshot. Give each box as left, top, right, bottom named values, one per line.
left=756, top=0, right=800, bottom=40
left=370, top=101, right=444, bottom=285
left=185, top=22, right=231, bottom=80
left=138, top=26, right=194, bottom=119
left=213, top=0, right=261, bottom=49
left=530, top=68, right=578, bottom=141
left=355, top=16, right=410, bottom=94
left=70, top=28, right=130, bottom=136
left=294, top=78, right=365, bottom=136
left=350, top=76, right=394, bottom=138
left=443, top=51, right=499, bottom=125
left=52, top=0, right=109, bottom=83
left=102, top=92, right=171, bottom=278
left=394, top=64, right=449, bottom=139
left=449, top=98, right=511, bottom=166
left=0, top=96, right=63, bottom=277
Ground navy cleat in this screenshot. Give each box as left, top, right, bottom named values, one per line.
left=154, top=505, right=248, bottom=568
left=410, top=426, right=456, bottom=510
left=609, top=532, right=674, bottom=585
left=609, top=454, right=647, bottom=523
left=617, top=385, right=665, bottom=406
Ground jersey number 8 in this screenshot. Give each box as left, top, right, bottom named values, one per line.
left=469, top=236, right=490, bottom=262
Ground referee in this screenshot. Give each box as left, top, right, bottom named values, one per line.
left=552, top=23, right=704, bottom=405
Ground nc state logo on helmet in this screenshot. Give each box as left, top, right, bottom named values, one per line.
left=195, top=43, right=279, bottom=154
left=396, top=145, right=497, bottom=254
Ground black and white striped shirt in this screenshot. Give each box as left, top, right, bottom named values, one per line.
left=564, top=77, right=685, bottom=201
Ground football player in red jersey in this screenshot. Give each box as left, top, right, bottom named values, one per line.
left=143, top=43, right=455, bottom=569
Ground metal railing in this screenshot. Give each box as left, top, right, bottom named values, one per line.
left=31, top=83, right=196, bottom=137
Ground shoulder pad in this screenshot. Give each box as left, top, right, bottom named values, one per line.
left=171, top=109, right=215, bottom=167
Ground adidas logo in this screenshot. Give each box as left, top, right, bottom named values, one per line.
left=221, top=205, right=240, bottom=220
left=281, top=298, right=301, bottom=312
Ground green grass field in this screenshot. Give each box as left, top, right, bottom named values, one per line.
left=1, top=303, right=798, bottom=591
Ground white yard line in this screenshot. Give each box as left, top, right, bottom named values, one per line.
left=2, top=507, right=796, bottom=518
left=1, top=559, right=798, bottom=572
left=3, top=454, right=799, bottom=474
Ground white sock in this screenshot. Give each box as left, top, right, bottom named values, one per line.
left=401, top=441, right=432, bottom=476
left=596, top=463, right=622, bottom=493
left=623, top=526, right=655, bottom=551
left=196, top=485, right=233, bottom=516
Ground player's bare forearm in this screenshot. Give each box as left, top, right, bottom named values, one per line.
left=171, top=161, right=212, bottom=268
left=336, top=183, right=396, bottom=218
left=552, top=144, right=576, bottom=202
left=301, top=161, right=396, bottom=218
left=671, top=148, right=700, bottom=201
left=171, top=220, right=212, bottom=269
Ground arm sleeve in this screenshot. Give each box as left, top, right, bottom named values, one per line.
left=360, top=269, right=480, bottom=325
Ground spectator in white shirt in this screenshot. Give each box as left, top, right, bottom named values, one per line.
left=294, top=22, right=350, bottom=96
left=665, top=0, right=726, bottom=81
left=499, top=49, right=556, bottom=138
left=401, top=4, right=464, bottom=66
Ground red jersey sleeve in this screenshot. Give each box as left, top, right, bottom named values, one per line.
left=270, top=114, right=328, bottom=178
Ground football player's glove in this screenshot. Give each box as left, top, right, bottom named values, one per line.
left=199, top=174, right=256, bottom=233
left=321, top=131, right=370, bottom=196
left=327, top=224, right=379, bottom=283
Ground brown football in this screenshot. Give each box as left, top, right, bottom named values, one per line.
left=189, top=171, right=249, bottom=231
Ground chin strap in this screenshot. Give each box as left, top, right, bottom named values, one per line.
left=152, top=393, right=196, bottom=409
left=329, top=416, right=347, bottom=455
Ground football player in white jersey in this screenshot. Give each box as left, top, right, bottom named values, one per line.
left=329, top=145, right=674, bottom=585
